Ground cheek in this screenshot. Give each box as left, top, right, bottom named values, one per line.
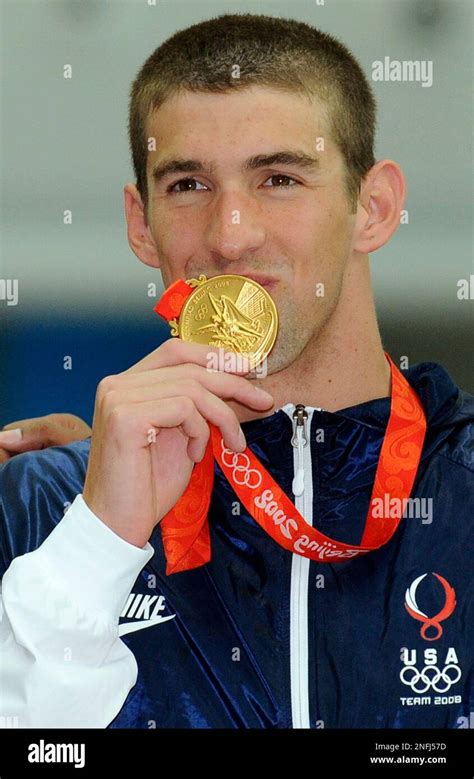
left=278, top=196, right=347, bottom=248
left=284, top=207, right=351, bottom=301
left=282, top=205, right=350, bottom=268
left=153, top=217, right=200, bottom=279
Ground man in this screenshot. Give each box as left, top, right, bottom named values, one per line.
left=0, top=13, right=472, bottom=729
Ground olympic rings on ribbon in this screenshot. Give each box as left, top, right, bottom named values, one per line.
left=221, top=442, right=262, bottom=489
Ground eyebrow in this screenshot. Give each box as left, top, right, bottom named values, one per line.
left=151, top=150, right=321, bottom=185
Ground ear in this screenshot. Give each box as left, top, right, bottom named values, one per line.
left=352, top=160, right=406, bottom=255
left=124, top=183, right=161, bottom=268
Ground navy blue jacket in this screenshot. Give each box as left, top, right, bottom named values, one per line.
left=1, top=361, right=473, bottom=728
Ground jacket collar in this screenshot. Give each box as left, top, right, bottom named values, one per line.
left=240, top=361, right=465, bottom=442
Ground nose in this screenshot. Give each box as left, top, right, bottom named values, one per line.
left=203, top=190, right=266, bottom=264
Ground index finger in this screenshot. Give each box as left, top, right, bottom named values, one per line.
left=125, top=339, right=251, bottom=376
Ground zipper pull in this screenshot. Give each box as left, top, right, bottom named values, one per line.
left=291, top=404, right=308, bottom=497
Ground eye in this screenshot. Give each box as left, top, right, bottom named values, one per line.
left=167, top=178, right=209, bottom=195
left=262, top=174, right=299, bottom=189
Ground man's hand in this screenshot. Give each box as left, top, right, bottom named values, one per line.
left=82, top=340, right=274, bottom=549
left=0, top=414, right=92, bottom=463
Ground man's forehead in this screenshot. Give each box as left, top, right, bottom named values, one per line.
left=145, top=87, right=332, bottom=173
left=145, top=85, right=329, bottom=137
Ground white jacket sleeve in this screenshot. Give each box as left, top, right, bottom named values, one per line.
left=0, top=494, right=154, bottom=728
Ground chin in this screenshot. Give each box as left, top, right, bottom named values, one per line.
left=256, top=344, right=300, bottom=377
left=261, top=322, right=319, bottom=376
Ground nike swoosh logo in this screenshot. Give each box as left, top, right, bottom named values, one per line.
left=118, top=614, right=176, bottom=636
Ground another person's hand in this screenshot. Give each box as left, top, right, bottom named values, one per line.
left=0, top=414, right=92, bottom=464
left=83, top=340, right=274, bottom=548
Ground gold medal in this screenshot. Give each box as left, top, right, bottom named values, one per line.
left=154, top=274, right=278, bottom=370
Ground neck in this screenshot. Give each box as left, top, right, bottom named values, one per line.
left=232, top=255, right=392, bottom=422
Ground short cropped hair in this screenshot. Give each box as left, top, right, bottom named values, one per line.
left=128, top=13, right=377, bottom=215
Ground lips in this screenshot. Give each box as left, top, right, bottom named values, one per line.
left=244, top=274, right=278, bottom=290
left=221, top=272, right=278, bottom=290
left=193, top=271, right=279, bottom=292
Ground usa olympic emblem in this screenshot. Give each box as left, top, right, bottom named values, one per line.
left=405, top=573, right=456, bottom=641
left=220, top=441, right=262, bottom=489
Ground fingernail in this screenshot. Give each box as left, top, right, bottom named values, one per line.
left=0, top=428, right=23, bottom=444
left=238, top=428, right=247, bottom=449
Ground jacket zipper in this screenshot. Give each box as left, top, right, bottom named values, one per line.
left=288, top=403, right=314, bottom=729
left=291, top=405, right=309, bottom=497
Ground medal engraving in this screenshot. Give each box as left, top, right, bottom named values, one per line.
left=179, top=274, right=278, bottom=369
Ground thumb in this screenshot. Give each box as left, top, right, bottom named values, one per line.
left=0, top=414, right=92, bottom=454
left=0, top=424, right=47, bottom=453
left=0, top=417, right=70, bottom=453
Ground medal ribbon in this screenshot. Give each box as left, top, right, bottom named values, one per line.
left=157, top=352, right=427, bottom=575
